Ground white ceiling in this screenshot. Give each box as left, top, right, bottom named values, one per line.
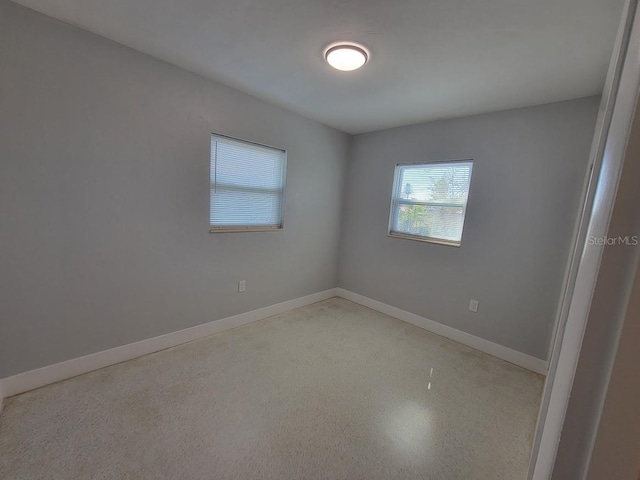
left=13, top=0, right=624, bottom=134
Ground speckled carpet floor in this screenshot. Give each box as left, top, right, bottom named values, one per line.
left=0, top=298, right=543, bottom=479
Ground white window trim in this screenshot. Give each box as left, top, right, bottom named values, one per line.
left=387, top=159, right=473, bottom=247
left=209, top=133, right=287, bottom=233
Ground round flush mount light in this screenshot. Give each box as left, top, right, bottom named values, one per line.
left=325, top=44, right=369, bottom=71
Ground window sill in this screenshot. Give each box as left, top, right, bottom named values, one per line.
left=209, top=226, right=283, bottom=233
left=388, top=231, right=461, bottom=247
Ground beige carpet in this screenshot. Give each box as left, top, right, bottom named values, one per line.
left=0, top=298, right=543, bottom=479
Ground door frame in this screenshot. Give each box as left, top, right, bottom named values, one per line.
left=528, top=0, right=640, bottom=478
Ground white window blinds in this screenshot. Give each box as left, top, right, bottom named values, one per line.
left=389, top=161, right=473, bottom=246
left=210, top=134, right=286, bottom=231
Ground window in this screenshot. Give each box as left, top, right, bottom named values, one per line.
left=388, top=160, right=473, bottom=246
left=210, top=134, right=286, bottom=232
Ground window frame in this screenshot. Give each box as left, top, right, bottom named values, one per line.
left=387, top=159, right=474, bottom=247
left=209, top=133, right=287, bottom=233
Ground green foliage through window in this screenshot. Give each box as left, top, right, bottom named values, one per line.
left=389, top=161, right=473, bottom=245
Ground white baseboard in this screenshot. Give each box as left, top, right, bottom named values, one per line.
left=336, top=288, right=549, bottom=375
left=0, top=286, right=547, bottom=405
left=0, top=288, right=337, bottom=400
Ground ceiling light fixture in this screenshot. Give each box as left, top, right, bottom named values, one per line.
left=325, top=44, right=369, bottom=71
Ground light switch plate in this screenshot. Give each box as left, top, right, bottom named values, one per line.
left=469, top=299, right=479, bottom=312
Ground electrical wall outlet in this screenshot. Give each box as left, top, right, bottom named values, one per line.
left=238, top=280, right=246, bottom=292
left=469, top=299, right=479, bottom=312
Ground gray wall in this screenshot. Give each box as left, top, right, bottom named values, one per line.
left=0, top=0, right=349, bottom=378
left=0, top=0, right=601, bottom=379
left=338, top=98, right=599, bottom=360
